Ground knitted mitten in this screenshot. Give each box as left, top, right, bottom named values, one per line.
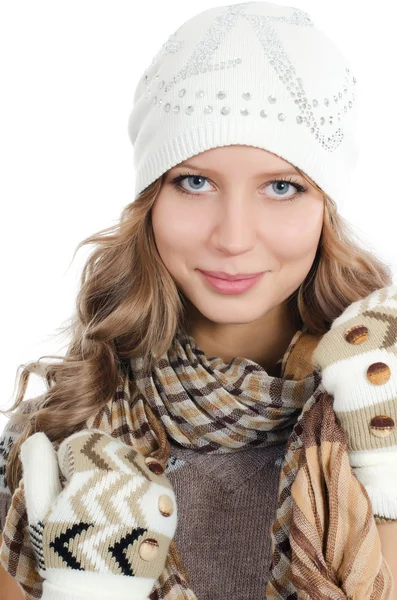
left=19, top=428, right=177, bottom=600
left=312, top=285, right=397, bottom=520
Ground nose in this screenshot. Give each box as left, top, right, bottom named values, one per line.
left=211, top=192, right=257, bottom=255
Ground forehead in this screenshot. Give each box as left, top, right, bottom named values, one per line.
left=172, top=145, right=300, bottom=178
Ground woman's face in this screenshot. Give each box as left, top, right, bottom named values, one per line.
left=151, top=145, right=324, bottom=325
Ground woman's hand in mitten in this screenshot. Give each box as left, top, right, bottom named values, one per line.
left=20, top=428, right=177, bottom=600
left=312, top=284, right=397, bottom=520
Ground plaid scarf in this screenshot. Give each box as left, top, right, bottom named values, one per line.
left=0, top=328, right=393, bottom=599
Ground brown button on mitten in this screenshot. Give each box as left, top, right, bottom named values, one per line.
left=19, top=428, right=178, bottom=600
left=312, top=285, right=397, bottom=520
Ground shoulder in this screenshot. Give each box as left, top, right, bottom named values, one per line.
left=0, top=394, right=45, bottom=531
left=1, top=393, right=44, bottom=439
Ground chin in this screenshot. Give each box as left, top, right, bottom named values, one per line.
left=191, top=298, right=272, bottom=325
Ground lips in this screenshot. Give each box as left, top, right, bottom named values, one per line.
left=197, top=270, right=266, bottom=295
left=198, top=270, right=265, bottom=281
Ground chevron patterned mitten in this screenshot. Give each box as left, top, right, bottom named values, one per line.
left=312, top=285, right=397, bottom=520
left=19, top=428, right=178, bottom=600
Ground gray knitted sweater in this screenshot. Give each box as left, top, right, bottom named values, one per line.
left=165, top=437, right=287, bottom=599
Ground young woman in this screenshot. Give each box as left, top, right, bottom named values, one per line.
left=1, top=2, right=396, bottom=599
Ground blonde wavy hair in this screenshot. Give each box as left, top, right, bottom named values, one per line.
left=2, top=167, right=393, bottom=493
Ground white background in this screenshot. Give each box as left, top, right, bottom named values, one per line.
left=1, top=0, right=396, bottom=431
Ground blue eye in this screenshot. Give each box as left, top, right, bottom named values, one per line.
left=270, top=180, right=298, bottom=198
left=170, top=172, right=307, bottom=202
left=171, top=174, right=211, bottom=194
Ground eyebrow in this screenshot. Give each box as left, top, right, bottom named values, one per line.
left=172, top=163, right=301, bottom=178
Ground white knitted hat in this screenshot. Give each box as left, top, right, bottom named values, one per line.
left=127, top=1, right=360, bottom=210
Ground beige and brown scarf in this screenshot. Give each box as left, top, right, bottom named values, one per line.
left=0, top=328, right=393, bottom=599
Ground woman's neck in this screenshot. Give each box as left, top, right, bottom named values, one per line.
left=185, top=300, right=299, bottom=371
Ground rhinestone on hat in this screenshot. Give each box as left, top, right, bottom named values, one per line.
left=161, top=3, right=248, bottom=95
left=144, top=4, right=356, bottom=152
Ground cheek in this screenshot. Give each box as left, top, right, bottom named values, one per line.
left=151, top=198, right=203, bottom=264
left=262, top=201, right=323, bottom=261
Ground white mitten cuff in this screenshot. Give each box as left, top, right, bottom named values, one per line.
left=351, top=460, right=397, bottom=519
left=41, top=569, right=156, bottom=600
